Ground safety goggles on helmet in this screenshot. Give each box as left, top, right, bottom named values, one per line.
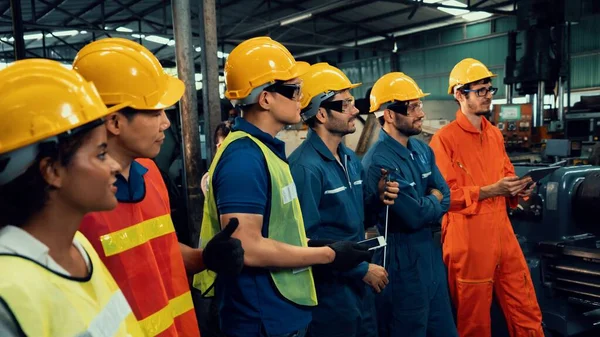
left=264, top=81, right=303, bottom=102
left=320, top=97, right=356, bottom=114
left=461, top=86, right=498, bottom=97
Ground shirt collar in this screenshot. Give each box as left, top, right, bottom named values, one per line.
left=306, top=129, right=352, bottom=162
left=0, top=225, right=51, bottom=264
left=115, top=160, right=149, bottom=202
left=456, top=109, right=491, bottom=134
left=232, top=117, right=287, bottom=161
left=379, top=129, right=416, bottom=160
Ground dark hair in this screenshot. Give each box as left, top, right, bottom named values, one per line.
left=214, top=121, right=231, bottom=145
left=454, top=78, right=492, bottom=106
left=0, top=128, right=96, bottom=227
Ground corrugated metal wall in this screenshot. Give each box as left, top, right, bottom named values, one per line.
left=337, top=14, right=600, bottom=101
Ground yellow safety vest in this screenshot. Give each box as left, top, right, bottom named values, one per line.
left=0, top=231, right=144, bottom=337
left=193, top=130, right=318, bottom=306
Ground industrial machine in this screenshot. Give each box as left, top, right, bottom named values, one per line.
left=505, top=164, right=600, bottom=337
left=492, top=103, right=534, bottom=151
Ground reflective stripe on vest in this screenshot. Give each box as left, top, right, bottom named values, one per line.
left=80, top=158, right=200, bottom=337
left=193, top=130, right=318, bottom=307
left=0, top=232, right=144, bottom=337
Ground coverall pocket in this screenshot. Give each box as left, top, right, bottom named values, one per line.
left=456, top=278, right=494, bottom=325
left=391, top=256, right=426, bottom=312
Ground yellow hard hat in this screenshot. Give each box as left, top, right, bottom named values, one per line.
left=370, top=72, right=429, bottom=113
left=73, top=37, right=184, bottom=110
left=224, top=36, right=310, bottom=104
left=0, top=59, right=113, bottom=184
left=448, top=58, right=497, bottom=94
left=298, top=63, right=361, bottom=120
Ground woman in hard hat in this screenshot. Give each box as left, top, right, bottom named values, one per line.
left=429, top=58, right=542, bottom=337
left=0, top=59, right=143, bottom=337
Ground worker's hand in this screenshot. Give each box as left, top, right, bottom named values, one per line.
left=378, top=168, right=399, bottom=206
left=363, top=263, right=389, bottom=293
left=203, top=218, right=245, bottom=276
left=327, top=241, right=372, bottom=271
left=493, top=176, right=530, bottom=197
left=428, top=188, right=443, bottom=202
left=518, top=181, right=536, bottom=198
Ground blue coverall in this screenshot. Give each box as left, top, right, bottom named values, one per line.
left=289, top=129, right=378, bottom=337
left=361, top=130, right=458, bottom=337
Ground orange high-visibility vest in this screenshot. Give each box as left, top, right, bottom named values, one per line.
left=80, top=158, right=200, bottom=337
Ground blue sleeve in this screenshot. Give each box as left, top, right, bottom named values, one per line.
left=366, top=154, right=442, bottom=230
left=341, top=261, right=369, bottom=281
left=289, top=164, right=322, bottom=237
left=428, top=147, right=450, bottom=214
left=213, top=139, right=268, bottom=215
left=362, top=166, right=379, bottom=229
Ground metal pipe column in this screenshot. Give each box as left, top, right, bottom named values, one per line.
left=199, top=0, right=221, bottom=161
left=506, top=84, right=513, bottom=104
left=558, top=76, right=564, bottom=124
left=172, top=0, right=204, bottom=246
left=535, top=81, right=545, bottom=128
left=10, top=0, right=26, bottom=60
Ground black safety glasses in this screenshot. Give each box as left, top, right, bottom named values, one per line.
left=264, top=82, right=302, bottom=102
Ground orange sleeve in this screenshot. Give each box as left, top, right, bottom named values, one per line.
left=429, top=133, right=481, bottom=215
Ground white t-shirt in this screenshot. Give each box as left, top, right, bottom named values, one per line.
left=0, top=225, right=92, bottom=336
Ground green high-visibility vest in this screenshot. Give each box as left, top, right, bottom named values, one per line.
left=193, top=130, right=318, bottom=307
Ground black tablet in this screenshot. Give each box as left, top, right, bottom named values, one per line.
left=520, top=166, right=561, bottom=182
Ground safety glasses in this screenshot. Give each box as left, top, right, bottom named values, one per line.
left=462, top=86, right=498, bottom=97
left=386, top=101, right=423, bottom=116
left=320, top=97, right=356, bottom=114
left=264, top=82, right=303, bottom=102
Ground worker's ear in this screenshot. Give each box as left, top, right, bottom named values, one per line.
left=105, top=113, right=124, bottom=136
left=257, top=91, right=272, bottom=111
left=315, top=107, right=328, bottom=124
left=454, top=89, right=464, bottom=103
left=383, top=109, right=395, bottom=124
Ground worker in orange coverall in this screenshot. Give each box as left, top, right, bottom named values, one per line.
left=429, top=58, right=544, bottom=337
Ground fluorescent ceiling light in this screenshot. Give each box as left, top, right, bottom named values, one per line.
left=437, top=0, right=469, bottom=16
left=462, top=11, right=493, bottom=21
left=80, top=30, right=88, bottom=34
left=131, top=33, right=145, bottom=38
left=47, top=30, right=79, bottom=37
left=24, top=33, right=43, bottom=40
left=145, top=35, right=171, bottom=44
left=195, top=46, right=201, bottom=52
left=167, top=40, right=175, bottom=46
left=280, top=13, right=312, bottom=26
left=116, top=27, right=133, bottom=32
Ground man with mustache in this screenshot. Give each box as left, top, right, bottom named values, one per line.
left=429, top=58, right=542, bottom=337
left=362, top=72, right=457, bottom=337
left=288, top=63, right=395, bottom=337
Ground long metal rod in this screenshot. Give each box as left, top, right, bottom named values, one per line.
left=535, top=81, right=545, bottom=128
left=558, top=76, right=564, bottom=124
left=9, top=0, right=25, bottom=60
left=199, top=0, right=221, bottom=162
left=172, top=0, right=204, bottom=247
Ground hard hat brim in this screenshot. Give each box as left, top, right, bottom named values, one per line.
left=154, top=76, right=185, bottom=109
left=290, top=61, right=311, bottom=80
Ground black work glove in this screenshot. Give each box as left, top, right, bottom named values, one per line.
left=327, top=241, right=372, bottom=271
left=307, top=239, right=336, bottom=247
left=203, top=218, right=245, bottom=276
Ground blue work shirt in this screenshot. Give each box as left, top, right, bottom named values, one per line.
left=115, top=160, right=149, bottom=202
left=211, top=117, right=312, bottom=337
left=289, top=129, right=378, bottom=337
left=289, top=129, right=369, bottom=280
left=362, top=130, right=450, bottom=234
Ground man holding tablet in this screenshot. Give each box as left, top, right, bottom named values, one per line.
left=429, top=58, right=543, bottom=337
left=288, top=63, right=397, bottom=337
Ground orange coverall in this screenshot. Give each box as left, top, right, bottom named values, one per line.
left=429, top=110, right=544, bottom=337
